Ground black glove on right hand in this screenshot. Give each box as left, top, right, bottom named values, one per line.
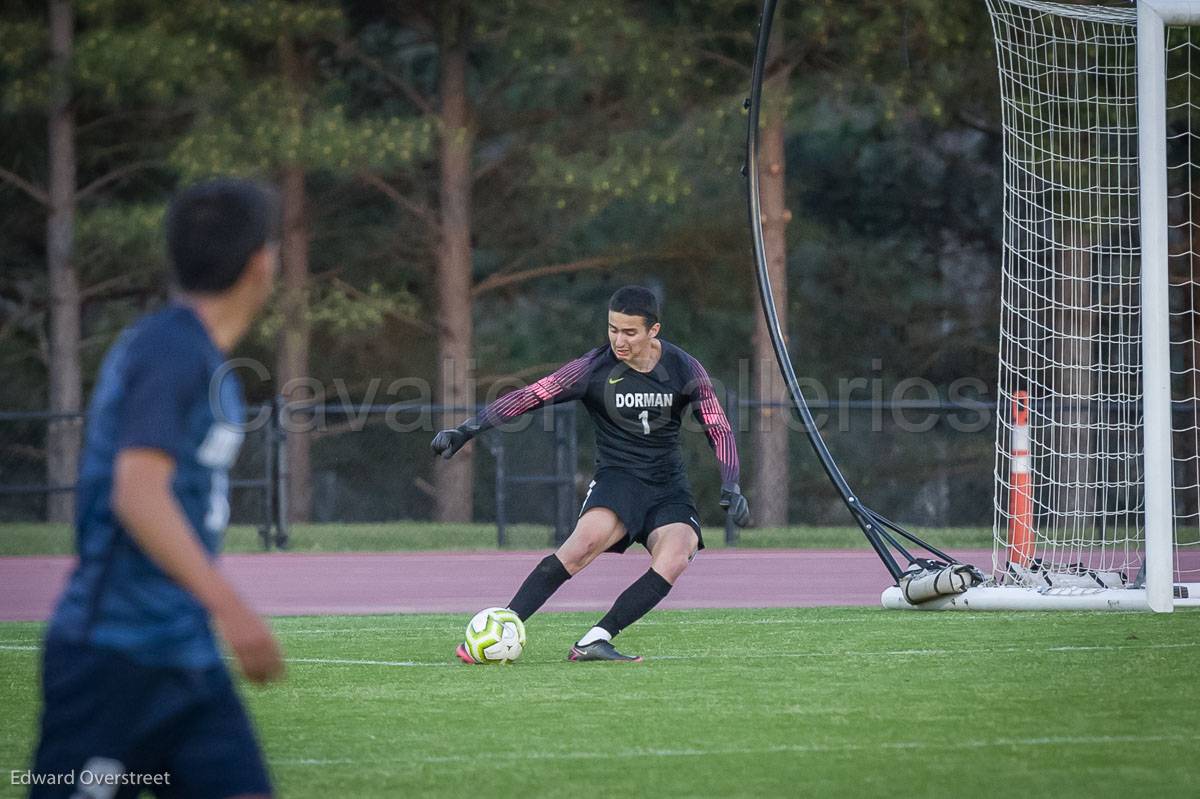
left=431, top=427, right=470, bottom=460
left=720, top=482, right=751, bottom=528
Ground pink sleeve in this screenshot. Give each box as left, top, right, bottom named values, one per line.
left=684, top=354, right=740, bottom=486
left=472, top=348, right=601, bottom=432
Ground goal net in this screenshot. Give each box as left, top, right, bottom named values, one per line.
left=887, top=0, right=1200, bottom=610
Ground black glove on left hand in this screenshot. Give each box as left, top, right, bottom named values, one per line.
left=720, top=482, right=751, bottom=528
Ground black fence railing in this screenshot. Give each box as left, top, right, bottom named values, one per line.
left=1, top=395, right=1000, bottom=550
left=0, top=403, right=289, bottom=548
left=274, top=401, right=579, bottom=547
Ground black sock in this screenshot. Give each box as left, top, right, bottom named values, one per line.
left=596, top=569, right=673, bottom=638
left=508, top=554, right=572, bottom=621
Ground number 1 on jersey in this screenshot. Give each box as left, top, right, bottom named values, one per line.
left=638, top=409, right=650, bottom=435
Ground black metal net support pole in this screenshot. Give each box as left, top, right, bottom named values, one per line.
left=259, top=403, right=275, bottom=551
left=567, top=404, right=578, bottom=540
left=554, top=405, right=572, bottom=546
left=273, top=395, right=290, bottom=549
left=492, top=434, right=507, bottom=548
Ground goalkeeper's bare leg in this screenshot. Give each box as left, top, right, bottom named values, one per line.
left=569, top=523, right=698, bottom=662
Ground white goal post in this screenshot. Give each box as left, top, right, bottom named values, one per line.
left=884, top=0, right=1200, bottom=611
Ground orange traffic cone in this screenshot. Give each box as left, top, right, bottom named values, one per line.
left=1008, top=391, right=1035, bottom=570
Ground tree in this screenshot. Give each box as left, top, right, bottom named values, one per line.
left=44, top=0, right=81, bottom=524
left=278, top=36, right=314, bottom=523
left=751, top=20, right=791, bottom=528
left=0, top=0, right=83, bottom=523
left=171, top=0, right=430, bottom=521
left=331, top=1, right=680, bottom=521
left=528, top=0, right=1003, bottom=524
left=433, top=0, right=475, bottom=522
left=0, top=0, right=205, bottom=521
left=0, top=0, right=1012, bottom=530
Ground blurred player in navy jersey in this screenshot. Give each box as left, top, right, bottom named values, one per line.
left=31, top=179, right=283, bottom=798
left=434, top=286, right=750, bottom=662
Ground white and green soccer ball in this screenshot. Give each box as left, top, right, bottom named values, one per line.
left=464, top=607, right=526, bottom=664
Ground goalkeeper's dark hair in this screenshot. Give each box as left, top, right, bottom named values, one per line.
left=608, top=285, right=660, bottom=328
left=166, top=177, right=280, bottom=294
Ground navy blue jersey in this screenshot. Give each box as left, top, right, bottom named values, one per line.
left=46, top=304, right=245, bottom=669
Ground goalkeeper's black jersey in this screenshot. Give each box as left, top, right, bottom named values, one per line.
left=469, top=340, right=739, bottom=486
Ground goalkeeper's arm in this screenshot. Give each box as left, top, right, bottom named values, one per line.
left=683, top=352, right=750, bottom=527
left=431, top=347, right=603, bottom=459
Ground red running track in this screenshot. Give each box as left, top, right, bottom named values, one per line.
left=0, top=549, right=997, bottom=622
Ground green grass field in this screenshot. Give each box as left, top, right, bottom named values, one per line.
left=0, top=522, right=998, bottom=556
left=3, top=607, right=1199, bottom=798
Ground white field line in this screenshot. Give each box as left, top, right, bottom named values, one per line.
left=271, top=617, right=870, bottom=634
left=0, top=645, right=454, bottom=668
left=279, top=642, right=1200, bottom=664
left=287, top=657, right=454, bottom=668
left=649, top=641, right=1200, bottom=660
left=271, top=733, right=1200, bottom=767
left=270, top=611, right=1160, bottom=635
left=2, top=641, right=1197, bottom=665
left=7, top=609, right=1176, bottom=642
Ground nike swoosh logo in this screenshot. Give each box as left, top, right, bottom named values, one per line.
left=608, top=377, right=624, bottom=384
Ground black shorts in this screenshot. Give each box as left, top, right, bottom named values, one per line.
left=30, top=637, right=272, bottom=798
left=579, top=468, right=704, bottom=554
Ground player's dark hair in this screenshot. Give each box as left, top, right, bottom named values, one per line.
left=608, top=285, right=660, bottom=328
left=165, top=178, right=280, bottom=294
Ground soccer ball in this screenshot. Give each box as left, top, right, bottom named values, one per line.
left=464, top=607, right=526, bottom=664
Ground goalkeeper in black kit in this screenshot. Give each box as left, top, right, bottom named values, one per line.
left=433, top=286, right=750, bottom=662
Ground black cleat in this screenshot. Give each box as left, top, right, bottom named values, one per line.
left=568, top=640, right=643, bottom=662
